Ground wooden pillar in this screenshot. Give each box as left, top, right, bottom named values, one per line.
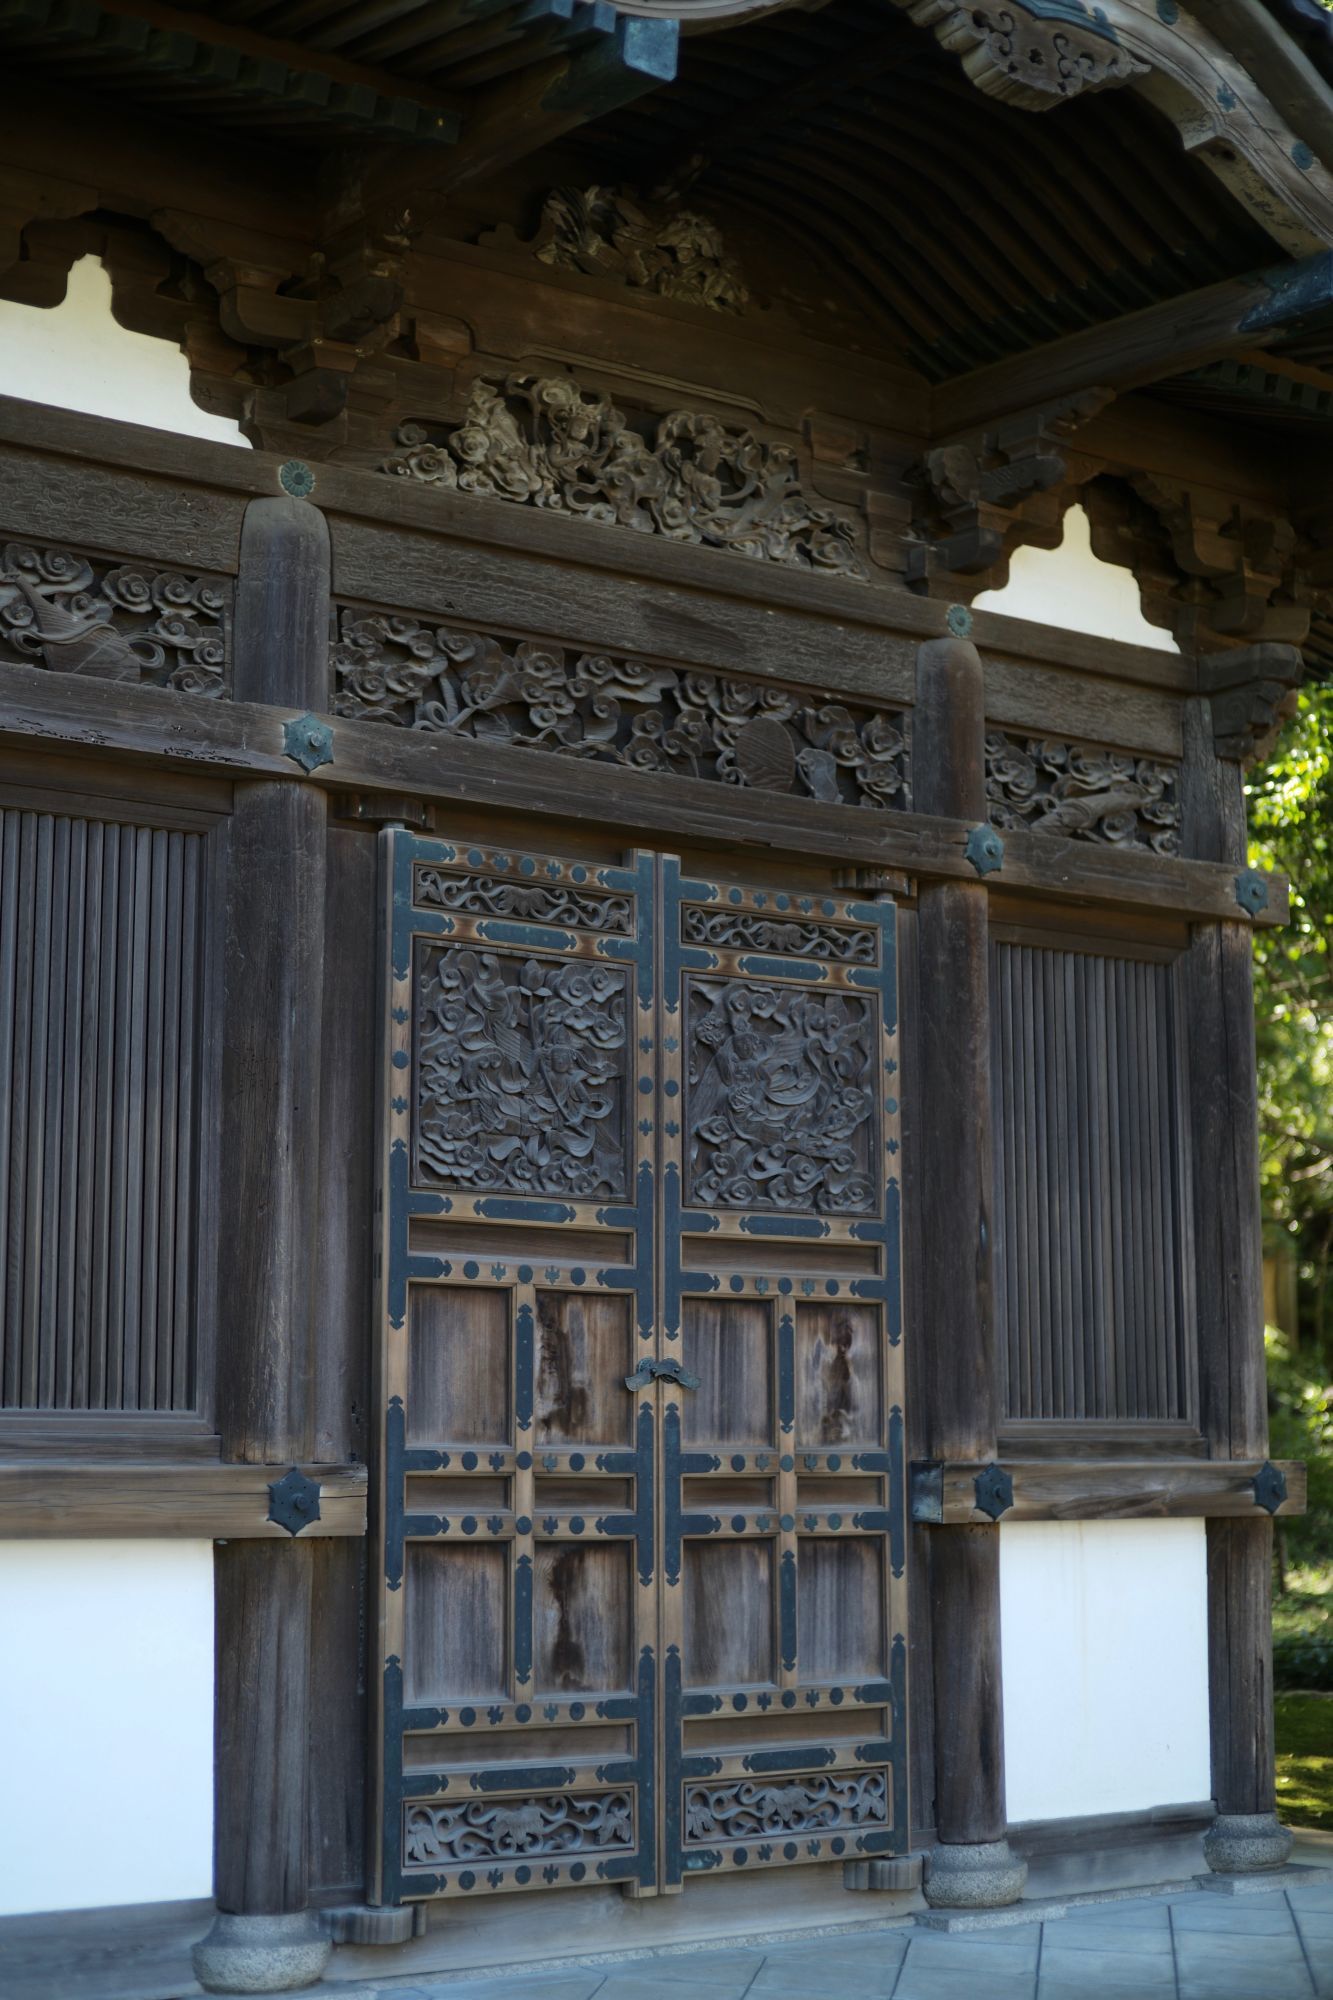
left=913, top=635, right=1026, bottom=1909
left=1181, top=697, right=1291, bottom=1875
left=193, top=497, right=336, bottom=1993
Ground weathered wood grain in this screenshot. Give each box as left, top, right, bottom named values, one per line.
left=1208, top=1517, right=1279, bottom=1817
left=0, top=662, right=1285, bottom=925
left=912, top=1458, right=1305, bottom=1524
left=0, top=1459, right=367, bottom=1536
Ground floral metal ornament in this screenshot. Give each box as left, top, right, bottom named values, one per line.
left=380, top=374, right=868, bottom=578
left=267, top=1466, right=323, bottom=1535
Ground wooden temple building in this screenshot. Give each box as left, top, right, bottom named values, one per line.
left=0, top=0, right=1326, bottom=1988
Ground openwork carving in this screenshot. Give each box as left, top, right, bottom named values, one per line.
left=334, top=615, right=908, bottom=810
left=415, top=945, right=629, bottom=1199
left=415, top=867, right=633, bottom=934
left=381, top=375, right=867, bottom=579
left=529, top=185, right=748, bottom=312
left=682, top=906, right=877, bottom=963
left=985, top=731, right=1180, bottom=854
left=685, top=978, right=878, bottom=1214
left=0, top=542, right=227, bottom=695
left=898, top=0, right=1148, bottom=108
left=404, top=1788, right=634, bottom=1865
left=685, top=1770, right=887, bottom=1841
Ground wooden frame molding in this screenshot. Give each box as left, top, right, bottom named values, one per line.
left=0, top=1460, right=367, bottom=1537
left=910, top=1458, right=1307, bottom=1525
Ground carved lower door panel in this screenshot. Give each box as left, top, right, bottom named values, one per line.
left=374, top=832, right=906, bottom=1907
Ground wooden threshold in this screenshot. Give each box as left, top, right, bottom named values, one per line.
left=0, top=1460, right=367, bottom=1537
left=910, top=1458, right=1306, bottom=1524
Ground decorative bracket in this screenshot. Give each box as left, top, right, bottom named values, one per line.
left=1199, top=645, right=1305, bottom=763
left=267, top=1466, right=323, bottom=1536
left=965, top=825, right=1005, bottom=877
left=1252, top=1461, right=1289, bottom=1516
left=625, top=1356, right=700, bottom=1392
left=973, top=1462, right=1015, bottom=1521
left=283, top=713, right=335, bottom=773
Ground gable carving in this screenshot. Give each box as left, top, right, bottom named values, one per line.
left=380, top=375, right=868, bottom=579
left=520, top=185, right=749, bottom=314
left=901, top=0, right=1148, bottom=107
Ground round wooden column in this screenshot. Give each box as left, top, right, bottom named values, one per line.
left=193, top=497, right=335, bottom=1994
left=913, top=634, right=1026, bottom=1910
left=1182, top=699, right=1291, bottom=1876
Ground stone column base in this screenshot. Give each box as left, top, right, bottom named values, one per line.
left=192, top=1912, right=332, bottom=1994
left=1203, top=1812, right=1293, bottom=1875
left=923, top=1839, right=1028, bottom=1909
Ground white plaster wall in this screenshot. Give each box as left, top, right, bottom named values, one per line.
left=0, top=1540, right=215, bottom=1915
left=0, top=254, right=247, bottom=446
left=1000, top=1518, right=1212, bottom=1823
left=974, top=503, right=1178, bottom=653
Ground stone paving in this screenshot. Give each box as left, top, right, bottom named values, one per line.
left=335, top=1873, right=1333, bottom=2000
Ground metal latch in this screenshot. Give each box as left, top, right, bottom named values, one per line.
left=624, top=1357, right=700, bottom=1392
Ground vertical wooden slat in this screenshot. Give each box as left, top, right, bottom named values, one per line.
left=0, top=803, right=207, bottom=1416
left=20, top=815, right=53, bottom=1409
left=174, top=833, right=202, bottom=1411
left=992, top=937, right=1187, bottom=1427
left=0, top=810, right=20, bottom=1401
left=37, top=817, right=71, bottom=1408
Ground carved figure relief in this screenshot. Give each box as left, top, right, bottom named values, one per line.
left=685, top=1770, right=887, bottom=1841
left=0, top=542, right=227, bottom=695
left=415, top=946, right=629, bottom=1199
left=415, top=867, right=633, bottom=934
left=381, top=375, right=867, bottom=579
left=681, top=906, right=877, bottom=963
left=984, top=730, right=1180, bottom=854
left=404, top=1788, right=634, bottom=1865
left=334, top=615, right=908, bottom=810
left=685, top=978, right=877, bottom=1214
left=527, top=186, right=749, bottom=313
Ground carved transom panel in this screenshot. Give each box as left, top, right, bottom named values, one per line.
left=684, top=1770, right=887, bottom=1843
left=0, top=541, right=228, bottom=695
left=334, top=614, right=908, bottom=811
left=404, top=1789, right=634, bottom=1867
left=414, top=945, right=630, bottom=1200
left=380, top=374, right=867, bottom=579
left=985, top=730, right=1180, bottom=854
left=527, top=186, right=749, bottom=313
left=681, top=905, right=878, bottom=962
left=684, top=977, right=878, bottom=1215
left=414, top=866, right=634, bottom=934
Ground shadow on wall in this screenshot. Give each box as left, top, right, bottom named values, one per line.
left=0, top=254, right=248, bottom=448
left=974, top=504, right=1179, bottom=654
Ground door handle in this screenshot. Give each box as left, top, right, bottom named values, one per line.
left=624, top=1357, right=699, bottom=1392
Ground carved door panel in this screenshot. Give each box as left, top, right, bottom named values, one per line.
left=658, top=860, right=906, bottom=1890
left=374, top=831, right=906, bottom=1909
left=374, top=833, right=658, bottom=1906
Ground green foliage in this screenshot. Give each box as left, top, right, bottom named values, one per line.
left=1249, top=687, right=1333, bottom=1271
left=1276, top=1692, right=1333, bottom=1828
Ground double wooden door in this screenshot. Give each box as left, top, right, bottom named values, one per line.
left=373, top=828, right=907, bottom=1906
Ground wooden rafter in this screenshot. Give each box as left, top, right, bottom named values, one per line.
left=932, top=252, right=1333, bottom=435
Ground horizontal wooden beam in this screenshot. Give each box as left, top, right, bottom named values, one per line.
left=0, top=394, right=1192, bottom=702
left=0, top=1460, right=368, bottom=1537
left=932, top=253, right=1333, bottom=436
left=911, top=1458, right=1306, bottom=1525
left=0, top=663, right=1288, bottom=927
